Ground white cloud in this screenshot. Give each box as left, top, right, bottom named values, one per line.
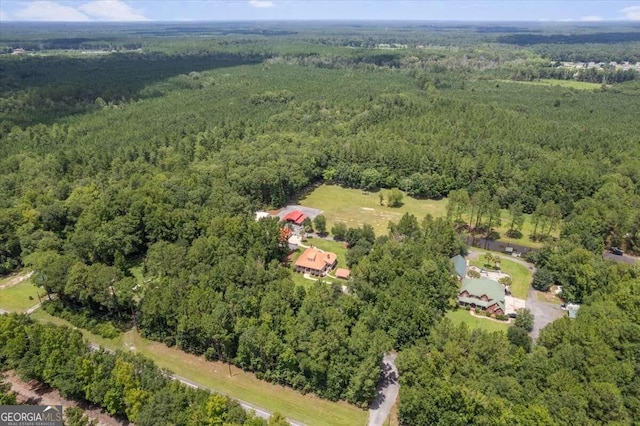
left=79, top=0, right=149, bottom=21
left=249, top=0, right=274, bottom=8
left=620, top=5, right=640, bottom=21
left=0, top=10, right=8, bottom=21
left=579, top=15, right=603, bottom=22
left=14, top=1, right=90, bottom=21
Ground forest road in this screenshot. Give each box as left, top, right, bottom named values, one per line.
left=368, top=353, right=400, bottom=426
left=87, top=344, right=306, bottom=426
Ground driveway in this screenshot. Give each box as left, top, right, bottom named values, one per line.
left=368, top=353, right=399, bottom=426
left=526, top=287, right=565, bottom=340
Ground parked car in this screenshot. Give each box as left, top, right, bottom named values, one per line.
left=610, top=247, right=624, bottom=256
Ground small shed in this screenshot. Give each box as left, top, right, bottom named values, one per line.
left=567, top=303, right=580, bottom=319
left=336, top=268, right=351, bottom=280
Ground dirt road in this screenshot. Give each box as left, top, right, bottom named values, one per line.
left=0, top=271, right=33, bottom=290
left=3, top=371, right=130, bottom=426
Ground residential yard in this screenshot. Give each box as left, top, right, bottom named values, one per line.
left=469, top=253, right=532, bottom=299
left=28, top=309, right=368, bottom=426
left=298, top=184, right=558, bottom=249
left=445, top=309, right=510, bottom=333
left=289, top=237, right=348, bottom=290
left=0, top=279, right=44, bottom=312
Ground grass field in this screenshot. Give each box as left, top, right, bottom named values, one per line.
left=0, top=280, right=44, bottom=312
left=298, top=185, right=448, bottom=236
left=299, top=184, right=558, bottom=249
left=469, top=251, right=533, bottom=299
left=29, top=309, right=367, bottom=426
left=445, top=309, right=510, bottom=333
left=497, top=78, right=602, bottom=90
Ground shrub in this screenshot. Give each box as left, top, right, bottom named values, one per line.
left=532, top=267, right=554, bottom=292
left=485, top=311, right=492, bottom=317
left=42, top=301, right=122, bottom=339
left=495, top=314, right=508, bottom=321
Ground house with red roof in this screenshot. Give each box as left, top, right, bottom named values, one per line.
left=294, top=247, right=337, bottom=276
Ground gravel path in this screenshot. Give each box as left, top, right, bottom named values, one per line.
left=0, top=271, right=33, bottom=290
left=368, top=353, right=399, bottom=426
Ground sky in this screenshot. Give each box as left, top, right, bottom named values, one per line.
left=0, top=0, right=639, bottom=23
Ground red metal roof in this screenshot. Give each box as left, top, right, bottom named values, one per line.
left=283, top=210, right=306, bottom=225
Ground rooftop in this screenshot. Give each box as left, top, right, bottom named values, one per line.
left=295, top=247, right=337, bottom=272
left=460, top=278, right=506, bottom=312
left=450, top=254, right=467, bottom=278
left=283, top=210, right=307, bottom=225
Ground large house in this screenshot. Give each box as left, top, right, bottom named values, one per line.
left=294, top=247, right=337, bottom=276
left=458, top=278, right=506, bottom=315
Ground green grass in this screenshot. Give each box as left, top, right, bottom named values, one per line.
left=445, top=309, right=510, bottom=333
left=299, top=184, right=448, bottom=236
left=299, top=184, right=558, bottom=249
left=469, top=251, right=532, bottom=299
left=0, top=280, right=44, bottom=312
left=497, top=78, right=602, bottom=90
left=28, top=308, right=368, bottom=426
left=304, top=237, right=349, bottom=267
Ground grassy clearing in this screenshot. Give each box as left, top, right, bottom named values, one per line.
left=28, top=309, right=367, bottom=426
left=445, top=309, right=510, bottom=333
left=497, top=79, right=602, bottom=91
left=0, top=280, right=44, bottom=312
left=469, top=251, right=532, bottom=299
left=298, top=184, right=447, bottom=237
left=299, top=184, right=558, bottom=249
left=304, top=237, right=349, bottom=266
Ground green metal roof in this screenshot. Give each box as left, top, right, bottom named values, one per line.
left=459, top=278, right=505, bottom=311
left=451, top=254, right=467, bottom=278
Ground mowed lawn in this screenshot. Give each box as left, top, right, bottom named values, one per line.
left=29, top=309, right=367, bottom=426
left=445, top=309, right=510, bottom=333
left=299, top=184, right=447, bottom=236
left=0, top=280, right=44, bottom=312
left=469, top=255, right=532, bottom=299
left=299, top=184, right=558, bottom=248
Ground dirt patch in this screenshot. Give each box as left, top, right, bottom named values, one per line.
left=3, top=371, right=131, bottom=426
left=0, top=271, right=33, bottom=290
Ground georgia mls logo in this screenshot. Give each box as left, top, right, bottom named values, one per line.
left=0, top=405, right=63, bottom=426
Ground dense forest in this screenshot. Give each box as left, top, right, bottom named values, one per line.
left=1, top=22, right=639, bottom=424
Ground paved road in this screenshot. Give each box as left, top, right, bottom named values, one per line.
left=603, top=252, right=639, bottom=265
left=88, top=344, right=306, bottom=426
left=368, top=353, right=399, bottom=426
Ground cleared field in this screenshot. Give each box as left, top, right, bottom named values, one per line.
left=29, top=309, right=367, bottom=426
left=299, top=184, right=558, bottom=248
left=497, top=78, right=602, bottom=90
left=0, top=280, right=43, bottom=312
left=299, top=185, right=447, bottom=236
left=445, top=309, right=510, bottom=333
